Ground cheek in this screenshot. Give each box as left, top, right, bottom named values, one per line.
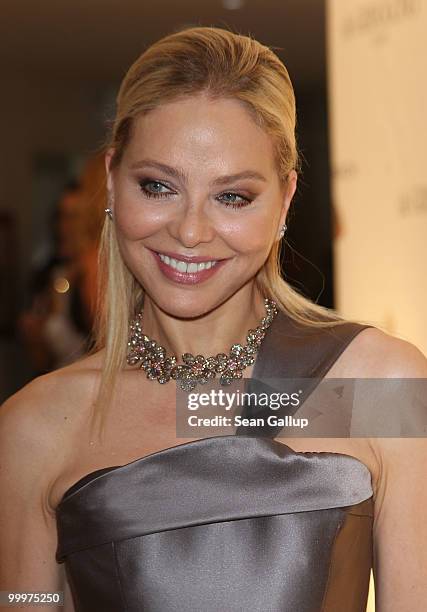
left=218, top=211, right=274, bottom=254
left=115, top=195, right=169, bottom=241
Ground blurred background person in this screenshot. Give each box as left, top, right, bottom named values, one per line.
left=17, top=153, right=106, bottom=375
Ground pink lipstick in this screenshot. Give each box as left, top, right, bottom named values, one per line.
left=149, top=249, right=230, bottom=285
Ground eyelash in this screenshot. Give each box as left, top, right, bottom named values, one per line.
left=138, top=179, right=253, bottom=210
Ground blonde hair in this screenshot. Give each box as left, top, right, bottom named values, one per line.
left=86, top=26, right=376, bottom=437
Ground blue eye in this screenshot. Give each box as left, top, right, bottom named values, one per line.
left=139, top=180, right=174, bottom=199
left=138, top=179, right=253, bottom=209
left=217, top=192, right=252, bottom=209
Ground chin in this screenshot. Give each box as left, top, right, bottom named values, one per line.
left=165, top=300, right=216, bottom=320
left=150, top=292, right=225, bottom=320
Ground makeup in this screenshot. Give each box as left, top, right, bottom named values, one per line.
left=150, top=249, right=230, bottom=285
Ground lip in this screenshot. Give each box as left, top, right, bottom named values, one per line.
left=149, top=248, right=228, bottom=264
left=150, top=249, right=230, bottom=285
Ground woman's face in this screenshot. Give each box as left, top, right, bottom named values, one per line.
left=106, top=94, right=297, bottom=317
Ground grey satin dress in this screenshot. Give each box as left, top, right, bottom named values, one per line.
left=56, top=309, right=375, bottom=612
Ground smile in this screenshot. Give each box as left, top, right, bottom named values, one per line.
left=150, top=249, right=229, bottom=285
left=157, top=252, right=218, bottom=273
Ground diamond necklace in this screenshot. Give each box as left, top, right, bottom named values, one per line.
left=126, top=297, right=278, bottom=391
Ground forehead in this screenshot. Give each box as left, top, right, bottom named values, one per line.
left=123, top=95, right=277, bottom=175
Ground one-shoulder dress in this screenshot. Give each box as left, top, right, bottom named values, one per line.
left=56, top=309, right=375, bottom=612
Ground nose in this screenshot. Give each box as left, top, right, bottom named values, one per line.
left=173, top=201, right=215, bottom=248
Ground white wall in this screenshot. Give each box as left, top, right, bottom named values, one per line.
left=327, top=1, right=427, bottom=609
left=327, top=0, right=427, bottom=354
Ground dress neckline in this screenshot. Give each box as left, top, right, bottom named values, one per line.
left=57, top=434, right=374, bottom=508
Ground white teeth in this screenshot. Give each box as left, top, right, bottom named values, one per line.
left=158, top=253, right=218, bottom=273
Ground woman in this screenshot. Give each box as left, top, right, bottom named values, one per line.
left=1, top=26, right=426, bottom=612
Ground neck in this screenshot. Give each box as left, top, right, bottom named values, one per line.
left=138, top=284, right=268, bottom=361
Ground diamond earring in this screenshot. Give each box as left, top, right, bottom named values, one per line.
left=279, top=223, right=287, bottom=239
left=105, top=193, right=114, bottom=220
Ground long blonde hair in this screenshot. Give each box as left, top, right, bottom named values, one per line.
left=85, top=26, right=375, bottom=437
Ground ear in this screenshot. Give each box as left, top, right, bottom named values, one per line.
left=279, top=170, right=297, bottom=228
left=104, top=148, right=116, bottom=193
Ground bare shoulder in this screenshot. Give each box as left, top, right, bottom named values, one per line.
left=332, top=325, right=427, bottom=377
left=343, top=326, right=427, bottom=504
left=322, top=325, right=427, bottom=494
left=0, top=348, right=104, bottom=432
left=0, top=350, right=104, bottom=512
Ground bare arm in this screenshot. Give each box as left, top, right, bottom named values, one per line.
left=0, top=377, right=75, bottom=611
left=371, top=338, right=427, bottom=611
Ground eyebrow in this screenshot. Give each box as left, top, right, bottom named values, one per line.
left=129, top=158, right=267, bottom=185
